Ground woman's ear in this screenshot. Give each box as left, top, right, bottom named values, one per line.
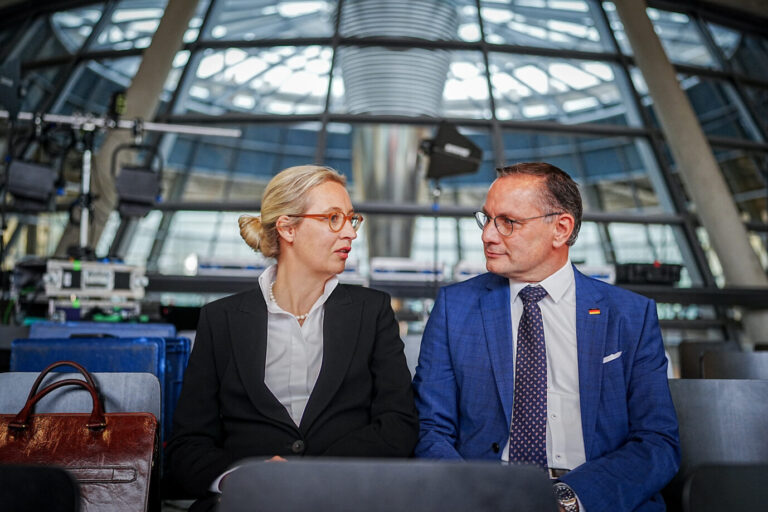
left=275, top=216, right=296, bottom=244
left=552, top=213, right=575, bottom=248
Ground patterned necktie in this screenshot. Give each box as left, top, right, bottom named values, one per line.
left=509, top=285, right=548, bottom=467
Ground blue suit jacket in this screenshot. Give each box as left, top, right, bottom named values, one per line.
left=413, top=269, right=680, bottom=512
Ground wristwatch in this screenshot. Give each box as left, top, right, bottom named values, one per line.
left=553, top=482, right=579, bottom=512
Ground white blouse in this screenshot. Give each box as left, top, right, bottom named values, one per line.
left=257, top=264, right=339, bottom=426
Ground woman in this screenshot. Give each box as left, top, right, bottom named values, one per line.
left=165, top=165, right=418, bottom=511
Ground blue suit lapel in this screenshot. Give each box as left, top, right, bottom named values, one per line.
left=574, top=268, right=609, bottom=459
left=480, top=274, right=514, bottom=427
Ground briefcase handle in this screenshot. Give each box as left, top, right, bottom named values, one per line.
left=25, top=360, right=99, bottom=404
left=9, top=378, right=107, bottom=431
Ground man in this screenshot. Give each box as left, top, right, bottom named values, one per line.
left=413, top=163, right=679, bottom=511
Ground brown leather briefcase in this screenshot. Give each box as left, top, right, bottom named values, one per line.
left=0, top=361, right=158, bottom=512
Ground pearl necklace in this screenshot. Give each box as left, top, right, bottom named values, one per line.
left=269, top=281, right=310, bottom=321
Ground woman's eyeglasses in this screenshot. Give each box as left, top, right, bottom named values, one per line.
left=289, top=210, right=364, bottom=232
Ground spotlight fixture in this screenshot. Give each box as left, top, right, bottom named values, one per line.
left=420, top=122, right=482, bottom=180
left=115, top=165, right=162, bottom=217
left=111, top=141, right=163, bottom=218
left=7, top=160, right=57, bottom=212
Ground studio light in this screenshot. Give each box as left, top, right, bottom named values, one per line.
left=7, top=160, right=57, bottom=212
left=115, top=165, right=161, bottom=217
left=112, top=140, right=163, bottom=218
left=420, top=122, right=482, bottom=180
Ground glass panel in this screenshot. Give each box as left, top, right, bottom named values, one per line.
left=708, top=23, right=768, bottom=82
left=569, top=221, right=608, bottom=265
left=154, top=211, right=255, bottom=274
left=680, top=75, right=759, bottom=141
left=601, top=1, right=631, bottom=55
left=20, top=66, right=68, bottom=112
left=14, top=16, right=84, bottom=62
left=744, top=85, right=768, bottom=132
left=163, top=123, right=326, bottom=201
left=56, top=58, right=142, bottom=115
left=156, top=211, right=225, bottom=274
left=122, top=211, right=164, bottom=267
left=184, top=0, right=211, bottom=42
left=95, top=211, right=121, bottom=257
left=631, top=67, right=762, bottom=139
left=607, top=223, right=691, bottom=285
left=748, top=230, right=768, bottom=274
left=499, top=132, right=670, bottom=212
left=90, top=0, right=168, bottom=50
left=696, top=227, right=725, bottom=287
left=443, top=51, right=492, bottom=119
left=89, top=0, right=209, bottom=51
left=204, top=0, right=335, bottom=40
left=489, top=53, right=633, bottom=125
left=177, top=46, right=331, bottom=115
left=603, top=3, right=717, bottom=67
left=455, top=0, right=482, bottom=42
left=40, top=51, right=185, bottom=118
left=711, top=148, right=768, bottom=222
left=645, top=8, right=716, bottom=68
left=480, top=0, right=608, bottom=52
left=323, top=123, right=353, bottom=184
left=410, top=217, right=480, bottom=273
left=0, top=26, right=19, bottom=56
left=1, top=213, right=68, bottom=269
left=50, top=5, right=105, bottom=54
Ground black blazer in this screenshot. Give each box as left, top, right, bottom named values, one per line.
left=165, top=284, right=419, bottom=498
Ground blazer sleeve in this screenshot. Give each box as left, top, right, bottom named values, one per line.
left=560, top=299, right=681, bottom=512
left=412, top=287, right=463, bottom=459
left=164, top=306, right=238, bottom=497
left=321, top=290, right=418, bottom=457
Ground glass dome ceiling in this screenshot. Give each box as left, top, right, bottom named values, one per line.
left=4, top=0, right=767, bottom=287
left=42, top=0, right=644, bottom=123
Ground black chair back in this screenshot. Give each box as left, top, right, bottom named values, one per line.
left=664, top=379, right=768, bottom=511
left=219, top=459, right=558, bottom=512
left=0, top=465, right=80, bottom=512
left=701, top=351, right=768, bottom=379
left=682, top=464, right=768, bottom=512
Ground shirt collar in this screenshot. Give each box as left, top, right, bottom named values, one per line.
left=258, top=264, right=339, bottom=315
left=509, top=260, right=574, bottom=304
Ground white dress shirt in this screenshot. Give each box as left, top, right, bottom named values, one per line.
left=501, top=260, right=587, bottom=472
left=258, top=264, right=338, bottom=426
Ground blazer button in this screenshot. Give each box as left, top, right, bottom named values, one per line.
left=492, top=443, right=500, bottom=453
left=291, top=440, right=305, bottom=454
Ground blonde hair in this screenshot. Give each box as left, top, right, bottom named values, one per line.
left=238, top=165, right=347, bottom=258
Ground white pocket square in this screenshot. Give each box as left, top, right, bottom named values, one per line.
left=602, top=351, right=622, bottom=363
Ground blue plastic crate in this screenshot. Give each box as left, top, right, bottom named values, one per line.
left=10, top=335, right=190, bottom=443
left=11, top=337, right=167, bottom=435
left=161, top=337, right=190, bottom=442
left=28, top=321, right=176, bottom=339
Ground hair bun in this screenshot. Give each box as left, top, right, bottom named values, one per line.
left=238, top=214, right=263, bottom=252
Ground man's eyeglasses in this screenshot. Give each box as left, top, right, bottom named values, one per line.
left=474, top=211, right=562, bottom=237
left=289, top=210, right=364, bottom=232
